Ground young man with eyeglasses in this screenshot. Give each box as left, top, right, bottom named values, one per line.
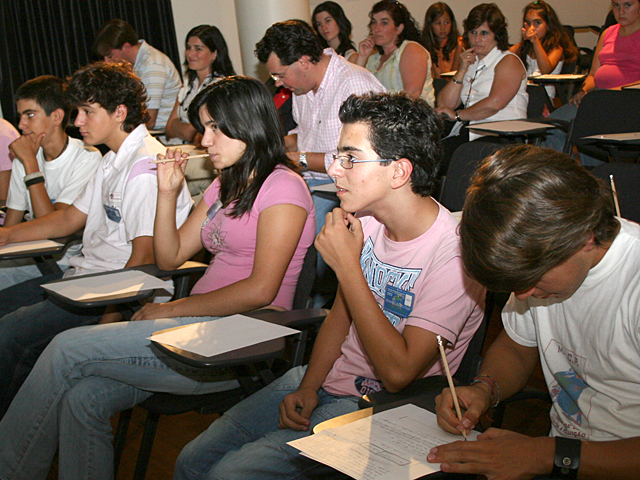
left=173, top=92, right=485, bottom=480
left=255, top=20, right=385, bottom=307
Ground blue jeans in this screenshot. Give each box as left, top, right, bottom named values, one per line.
left=175, top=365, right=359, bottom=480
left=305, top=177, right=340, bottom=308
left=542, top=102, right=603, bottom=167
left=0, top=272, right=107, bottom=418
left=0, top=315, right=237, bottom=480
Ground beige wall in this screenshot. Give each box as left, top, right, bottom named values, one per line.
left=171, top=0, right=613, bottom=78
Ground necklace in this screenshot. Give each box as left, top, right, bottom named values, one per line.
left=52, top=135, right=69, bottom=161
left=464, top=65, right=486, bottom=108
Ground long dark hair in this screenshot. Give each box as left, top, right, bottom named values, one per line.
left=183, top=25, right=235, bottom=87
left=421, top=3, right=460, bottom=67
left=515, top=1, right=578, bottom=69
left=188, top=76, right=298, bottom=218
left=369, top=1, right=422, bottom=54
left=312, top=2, right=356, bottom=56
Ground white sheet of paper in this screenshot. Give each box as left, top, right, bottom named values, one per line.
left=42, top=270, right=173, bottom=301
left=583, top=131, right=640, bottom=141
left=0, top=239, right=63, bottom=255
left=289, top=404, right=478, bottom=480
left=311, top=182, right=338, bottom=193
left=622, top=83, right=640, bottom=89
left=530, top=74, right=585, bottom=80
left=469, top=120, right=551, bottom=133
left=149, top=314, right=300, bottom=357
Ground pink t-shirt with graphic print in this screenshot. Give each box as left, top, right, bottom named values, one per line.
left=322, top=203, right=485, bottom=397
left=189, top=166, right=316, bottom=310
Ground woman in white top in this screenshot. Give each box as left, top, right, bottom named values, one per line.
left=356, top=1, right=435, bottom=105
left=436, top=3, right=528, bottom=174
left=509, top=0, right=578, bottom=101
left=312, top=2, right=358, bottom=62
left=164, top=25, right=235, bottom=143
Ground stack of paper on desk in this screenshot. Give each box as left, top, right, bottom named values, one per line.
left=42, top=270, right=173, bottom=302
left=289, top=404, right=478, bottom=480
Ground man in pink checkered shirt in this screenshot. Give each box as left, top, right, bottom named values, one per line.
left=256, top=20, right=385, bottom=306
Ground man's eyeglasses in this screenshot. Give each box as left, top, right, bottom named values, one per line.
left=331, top=154, right=395, bottom=169
left=270, top=63, right=292, bottom=83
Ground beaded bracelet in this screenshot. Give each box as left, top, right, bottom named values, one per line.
left=471, top=374, right=501, bottom=408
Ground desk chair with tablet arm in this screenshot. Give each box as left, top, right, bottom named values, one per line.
left=45, top=244, right=322, bottom=480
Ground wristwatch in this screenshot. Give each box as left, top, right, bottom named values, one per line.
left=298, top=151, right=308, bottom=171
left=552, top=437, right=581, bottom=479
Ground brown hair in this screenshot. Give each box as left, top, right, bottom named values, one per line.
left=460, top=145, right=619, bottom=292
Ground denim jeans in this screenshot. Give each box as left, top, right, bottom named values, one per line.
left=0, top=272, right=108, bottom=418
left=174, top=365, right=360, bottom=480
left=305, top=178, right=340, bottom=308
left=0, top=315, right=238, bottom=480
left=541, top=102, right=603, bottom=167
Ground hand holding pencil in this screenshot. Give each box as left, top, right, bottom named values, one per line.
left=155, top=148, right=192, bottom=194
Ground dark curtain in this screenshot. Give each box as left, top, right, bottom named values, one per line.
left=0, top=0, right=181, bottom=126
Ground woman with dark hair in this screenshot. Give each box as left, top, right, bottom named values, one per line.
left=164, top=25, right=236, bottom=143
left=509, top=0, right=578, bottom=100
left=0, top=75, right=315, bottom=479
left=422, top=2, right=464, bottom=78
left=436, top=3, right=528, bottom=173
left=312, top=1, right=357, bottom=62
left=356, top=0, right=435, bottom=105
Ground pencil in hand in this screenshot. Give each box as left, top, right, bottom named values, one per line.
left=437, top=335, right=467, bottom=440
left=151, top=153, right=210, bottom=164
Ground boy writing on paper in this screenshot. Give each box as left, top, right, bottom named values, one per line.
left=431, top=145, right=640, bottom=479
left=171, top=91, right=485, bottom=480
left=0, top=62, right=192, bottom=418
left=1, top=76, right=101, bottom=289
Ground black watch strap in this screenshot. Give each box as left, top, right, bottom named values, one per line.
left=552, top=437, right=581, bottom=479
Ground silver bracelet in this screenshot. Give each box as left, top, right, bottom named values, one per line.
left=452, top=78, right=463, bottom=85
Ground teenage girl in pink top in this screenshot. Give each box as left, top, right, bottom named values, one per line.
left=132, top=75, right=316, bottom=320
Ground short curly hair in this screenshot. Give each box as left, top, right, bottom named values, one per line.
left=338, top=92, right=443, bottom=197
left=66, top=61, right=150, bottom=133
left=255, top=20, right=323, bottom=65
left=460, top=145, right=619, bottom=293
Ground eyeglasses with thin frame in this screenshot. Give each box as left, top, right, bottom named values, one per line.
left=270, top=63, right=292, bottom=83
left=331, top=153, right=395, bottom=169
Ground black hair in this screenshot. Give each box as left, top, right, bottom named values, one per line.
left=188, top=76, right=299, bottom=217
left=338, top=92, right=442, bottom=197
left=15, top=75, right=70, bottom=127
left=183, top=25, right=236, bottom=87
left=255, top=20, right=323, bottom=65
left=66, top=61, right=149, bottom=133
left=312, top=2, right=357, bottom=56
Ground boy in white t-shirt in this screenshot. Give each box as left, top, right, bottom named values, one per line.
left=432, top=145, right=640, bottom=479
left=172, top=92, right=485, bottom=480
left=1, top=76, right=101, bottom=289
left=0, top=62, right=191, bottom=418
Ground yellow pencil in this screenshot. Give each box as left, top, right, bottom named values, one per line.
left=437, top=335, right=467, bottom=440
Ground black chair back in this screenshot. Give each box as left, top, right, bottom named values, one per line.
left=565, top=89, right=640, bottom=160
left=439, top=142, right=501, bottom=212
left=292, top=244, right=317, bottom=310
left=433, top=77, right=448, bottom=102
left=527, top=84, right=554, bottom=118
left=591, top=163, right=640, bottom=223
